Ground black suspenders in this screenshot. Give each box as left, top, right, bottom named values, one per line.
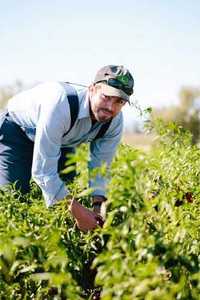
left=63, top=83, right=112, bottom=140
left=62, top=84, right=79, bottom=137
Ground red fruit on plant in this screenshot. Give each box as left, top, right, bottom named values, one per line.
left=185, top=192, right=193, bottom=203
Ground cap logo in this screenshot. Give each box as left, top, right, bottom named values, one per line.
left=116, top=74, right=129, bottom=86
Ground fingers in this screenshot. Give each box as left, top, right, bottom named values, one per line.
left=76, top=220, right=96, bottom=232
left=76, top=215, right=104, bottom=232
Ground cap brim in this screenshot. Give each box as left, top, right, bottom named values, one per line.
left=100, top=83, right=130, bottom=103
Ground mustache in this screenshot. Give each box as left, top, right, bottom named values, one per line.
left=100, top=108, right=112, bottom=114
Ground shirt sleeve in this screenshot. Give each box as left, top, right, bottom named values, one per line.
left=31, top=83, right=71, bottom=207
left=88, top=112, right=123, bottom=197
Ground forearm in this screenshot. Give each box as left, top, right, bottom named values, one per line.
left=32, top=173, right=69, bottom=207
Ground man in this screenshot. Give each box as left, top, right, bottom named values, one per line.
left=0, top=65, right=134, bottom=231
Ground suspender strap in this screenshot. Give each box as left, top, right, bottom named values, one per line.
left=62, top=83, right=79, bottom=137
left=94, top=119, right=112, bottom=140
left=61, top=82, right=112, bottom=139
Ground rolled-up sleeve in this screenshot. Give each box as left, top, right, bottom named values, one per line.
left=31, top=83, right=71, bottom=207
left=89, top=113, right=123, bottom=197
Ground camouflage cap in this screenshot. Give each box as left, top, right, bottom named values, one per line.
left=94, top=65, right=134, bottom=102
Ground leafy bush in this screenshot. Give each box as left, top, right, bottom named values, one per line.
left=0, top=121, right=200, bottom=299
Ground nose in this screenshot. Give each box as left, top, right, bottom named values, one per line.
left=104, top=98, right=114, bottom=111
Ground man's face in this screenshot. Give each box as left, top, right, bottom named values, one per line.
left=89, top=84, right=126, bottom=122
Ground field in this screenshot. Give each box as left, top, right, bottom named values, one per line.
left=0, top=121, right=200, bottom=299
left=122, top=133, right=154, bottom=150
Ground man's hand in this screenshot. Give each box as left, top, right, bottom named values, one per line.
left=69, top=199, right=103, bottom=232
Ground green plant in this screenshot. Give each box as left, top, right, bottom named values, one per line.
left=0, top=120, right=199, bottom=299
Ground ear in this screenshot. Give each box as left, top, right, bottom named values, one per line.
left=88, top=84, right=95, bottom=93
left=88, top=84, right=97, bottom=99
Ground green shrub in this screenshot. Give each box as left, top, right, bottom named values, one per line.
left=0, top=121, right=200, bottom=299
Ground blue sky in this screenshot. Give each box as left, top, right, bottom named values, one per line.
left=0, top=0, right=200, bottom=126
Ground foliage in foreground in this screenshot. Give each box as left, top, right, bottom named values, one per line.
left=0, top=121, right=200, bottom=299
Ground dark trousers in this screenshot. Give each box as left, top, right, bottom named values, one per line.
left=0, top=117, right=76, bottom=194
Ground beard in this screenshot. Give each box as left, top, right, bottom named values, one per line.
left=95, top=108, right=113, bottom=123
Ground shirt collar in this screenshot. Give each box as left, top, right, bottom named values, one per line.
left=77, top=89, right=91, bottom=119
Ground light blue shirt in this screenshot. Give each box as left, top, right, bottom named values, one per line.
left=7, top=82, right=123, bottom=207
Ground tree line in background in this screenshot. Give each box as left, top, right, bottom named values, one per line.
left=151, top=87, right=200, bottom=144
left=0, top=80, right=24, bottom=109
left=1, top=82, right=200, bottom=143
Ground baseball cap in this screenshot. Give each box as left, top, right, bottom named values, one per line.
left=94, top=65, right=134, bottom=103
